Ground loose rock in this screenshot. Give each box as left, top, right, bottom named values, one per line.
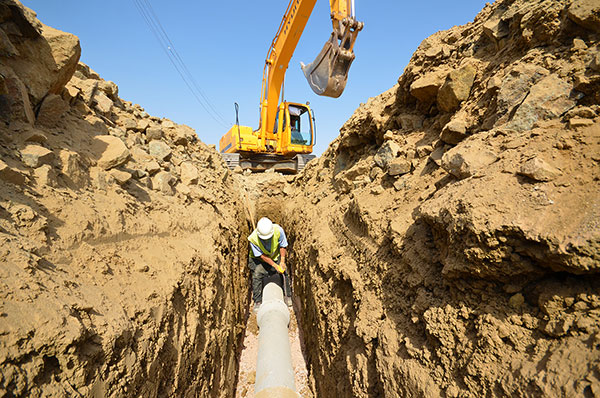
left=569, top=117, right=594, bottom=128
left=93, top=91, right=113, bottom=114
left=568, top=0, right=600, bottom=33
left=410, top=68, right=449, bottom=104
left=151, top=171, right=175, bottom=195
left=0, top=66, right=35, bottom=124
left=0, top=160, right=26, bottom=185
left=146, top=127, right=163, bottom=141
left=59, top=149, right=87, bottom=186
left=180, top=161, right=199, bottom=185
left=144, top=160, right=161, bottom=175
left=136, top=118, right=150, bottom=132
left=518, top=157, right=562, bottom=182
left=416, top=144, right=433, bottom=158
left=109, top=169, right=132, bottom=185
left=173, top=125, right=196, bottom=146
left=374, top=140, right=400, bottom=168
left=36, top=94, right=68, bottom=126
left=429, top=146, right=446, bottom=166
left=20, top=145, right=54, bottom=168
left=92, top=135, right=130, bottom=170
left=441, top=117, right=468, bottom=145
left=388, top=159, right=412, bottom=176
left=506, top=75, right=575, bottom=132
left=483, top=15, right=509, bottom=47
left=24, top=130, right=48, bottom=144
left=441, top=144, right=498, bottom=179
left=118, top=117, right=137, bottom=130
left=98, top=80, right=118, bottom=99
left=496, top=63, right=548, bottom=119
left=0, top=3, right=81, bottom=103
left=591, top=52, right=600, bottom=72
left=437, top=63, right=477, bottom=112
left=148, top=140, right=172, bottom=161
left=33, top=164, right=58, bottom=187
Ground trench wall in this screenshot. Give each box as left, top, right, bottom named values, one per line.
left=280, top=0, right=600, bottom=396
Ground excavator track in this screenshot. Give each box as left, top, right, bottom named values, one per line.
left=222, top=153, right=315, bottom=174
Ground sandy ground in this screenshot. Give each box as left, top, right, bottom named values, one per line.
left=235, top=304, right=313, bottom=398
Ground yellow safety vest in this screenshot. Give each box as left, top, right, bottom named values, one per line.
left=248, top=224, right=281, bottom=262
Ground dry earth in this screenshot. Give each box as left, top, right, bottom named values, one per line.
left=1, top=0, right=599, bottom=397
left=282, top=0, right=600, bottom=396
left=0, top=2, right=250, bottom=396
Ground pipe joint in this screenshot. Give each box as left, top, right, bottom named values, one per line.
left=257, top=299, right=290, bottom=327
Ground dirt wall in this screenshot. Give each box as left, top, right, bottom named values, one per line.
left=283, top=0, right=600, bottom=396
left=0, top=1, right=250, bottom=396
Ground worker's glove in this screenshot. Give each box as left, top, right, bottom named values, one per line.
left=277, top=261, right=286, bottom=274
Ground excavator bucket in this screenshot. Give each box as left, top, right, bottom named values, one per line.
left=302, top=20, right=362, bottom=98
left=302, top=33, right=355, bottom=98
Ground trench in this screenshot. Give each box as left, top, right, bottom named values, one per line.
left=3, top=0, right=599, bottom=395
left=231, top=173, right=315, bottom=398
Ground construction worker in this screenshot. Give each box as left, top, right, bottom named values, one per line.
left=248, top=217, right=291, bottom=311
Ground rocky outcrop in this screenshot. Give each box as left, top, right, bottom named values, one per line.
left=284, top=0, right=600, bottom=397
left=0, top=0, right=80, bottom=121
left=0, top=3, right=250, bottom=397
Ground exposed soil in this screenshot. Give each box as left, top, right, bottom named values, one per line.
left=1, top=0, right=599, bottom=397
left=280, top=0, right=600, bottom=396
left=0, top=2, right=250, bottom=396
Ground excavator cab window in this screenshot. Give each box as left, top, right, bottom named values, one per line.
left=288, top=105, right=312, bottom=146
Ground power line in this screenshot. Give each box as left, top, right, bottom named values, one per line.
left=131, top=0, right=229, bottom=128
left=139, top=0, right=228, bottom=125
left=132, top=0, right=228, bottom=127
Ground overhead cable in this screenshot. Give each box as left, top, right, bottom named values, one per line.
left=131, top=0, right=229, bottom=127
left=139, top=0, right=228, bottom=124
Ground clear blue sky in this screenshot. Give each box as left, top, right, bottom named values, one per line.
left=21, top=0, right=488, bottom=155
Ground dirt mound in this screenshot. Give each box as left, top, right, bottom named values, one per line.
left=0, top=1, right=249, bottom=396
left=284, top=0, right=600, bottom=396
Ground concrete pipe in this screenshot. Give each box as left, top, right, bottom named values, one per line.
left=255, top=282, right=300, bottom=398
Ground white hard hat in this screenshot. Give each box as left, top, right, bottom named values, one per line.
left=257, top=217, right=274, bottom=240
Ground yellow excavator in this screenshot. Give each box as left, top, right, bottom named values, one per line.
left=219, top=0, right=363, bottom=173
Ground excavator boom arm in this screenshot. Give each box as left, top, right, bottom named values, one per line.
left=260, top=0, right=362, bottom=136
left=329, top=0, right=353, bottom=23
left=260, top=0, right=317, bottom=136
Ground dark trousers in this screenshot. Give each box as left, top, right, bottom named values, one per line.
left=248, top=255, right=291, bottom=303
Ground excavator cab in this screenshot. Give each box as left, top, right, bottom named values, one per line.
left=288, top=104, right=312, bottom=146
left=276, top=102, right=314, bottom=153
left=302, top=16, right=363, bottom=98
